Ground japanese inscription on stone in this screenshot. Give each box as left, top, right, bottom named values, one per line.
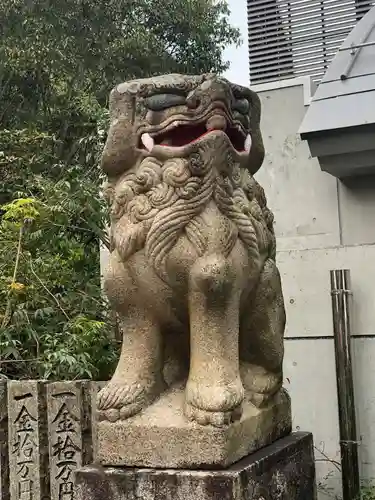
left=47, top=382, right=88, bottom=500
left=8, top=381, right=49, bottom=500
left=13, top=403, right=36, bottom=497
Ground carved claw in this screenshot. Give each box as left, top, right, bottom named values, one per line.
left=184, top=402, right=242, bottom=427
left=97, top=400, right=149, bottom=422
left=184, top=379, right=244, bottom=427
left=241, top=365, right=283, bottom=408
left=97, top=382, right=145, bottom=410
left=97, top=381, right=159, bottom=422
left=248, top=391, right=276, bottom=409
left=185, top=379, right=244, bottom=413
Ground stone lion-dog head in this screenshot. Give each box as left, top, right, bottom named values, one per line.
left=102, top=74, right=275, bottom=284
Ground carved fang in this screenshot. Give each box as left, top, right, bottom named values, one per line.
left=245, top=134, right=252, bottom=153
left=141, top=133, right=155, bottom=152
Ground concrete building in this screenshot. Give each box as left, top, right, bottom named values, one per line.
left=224, top=0, right=375, bottom=497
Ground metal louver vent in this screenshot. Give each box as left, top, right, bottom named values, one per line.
left=248, top=0, right=375, bottom=84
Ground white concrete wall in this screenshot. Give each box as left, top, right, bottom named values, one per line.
left=253, top=77, right=375, bottom=499
left=223, top=0, right=375, bottom=493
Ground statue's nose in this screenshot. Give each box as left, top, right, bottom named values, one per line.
left=187, top=78, right=232, bottom=110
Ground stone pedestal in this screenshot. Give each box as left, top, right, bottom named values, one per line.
left=95, top=386, right=291, bottom=468
left=76, top=432, right=317, bottom=500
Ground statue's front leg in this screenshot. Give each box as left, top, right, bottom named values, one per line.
left=97, top=310, right=165, bottom=422
left=97, top=253, right=165, bottom=422
left=185, top=255, right=244, bottom=427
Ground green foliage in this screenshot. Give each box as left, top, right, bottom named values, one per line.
left=0, top=0, right=239, bottom=380
left=0, top=131, right=116, bottom=380
left=318, top=475, right=375, bottom=500
left=360, top=482, right=375, bottom=500
left=0, top=0, right=240, bottom=129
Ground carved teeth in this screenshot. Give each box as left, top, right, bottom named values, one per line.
left=206, top=114, right=227, bottom=131
left=141, top=133, right=155, bottom=152
left=245, top=134, right=252, bottom=153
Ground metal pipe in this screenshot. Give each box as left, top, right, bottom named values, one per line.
left=330, top=270, right=360, bottom=500
left=339, top=40, right=375, bottom=52
left=340, top=16, right=375, bottom=80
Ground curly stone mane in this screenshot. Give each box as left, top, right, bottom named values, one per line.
left=104, top=143, right=275, bottom=284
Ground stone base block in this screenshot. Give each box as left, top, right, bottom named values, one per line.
left=95, top=386, right=291, bottom=468
left=76, top=432, right=317, bottom=500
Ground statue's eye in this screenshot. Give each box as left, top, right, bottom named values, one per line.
left=233, top=98, right=250, bottom=115
left=145, top=94, right=187, bottom=111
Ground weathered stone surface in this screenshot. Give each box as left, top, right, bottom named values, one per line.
left=96, top=73, right=289, bottom=463
left=0, top=380, right=9, bottom=500
left=96, top=386, right=291, bottom=468
left=47, top=381, right=93, bottom=500
left=90, top=382, right=106, bottom=461
left=76, top=432, right=317, bottom=500
left=8, top=381, right=49, bottom=500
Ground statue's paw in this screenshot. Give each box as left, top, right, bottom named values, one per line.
left=241, top=364, right=283, bottom=408
left=184, top=402, right=242, bottom=427
left=97, top=381, right=158, bottom=422
left=248, top=391, right=273, bottom=408
left=185, top=379, right=244, bottom=413
left=247, top=386, right=286, bottom=409
left=97, top=400, right=149, bottom=422
left=184, top=379, right=244, bottom=426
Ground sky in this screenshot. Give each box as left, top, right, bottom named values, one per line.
left=223, top=0, right=250, bottom=86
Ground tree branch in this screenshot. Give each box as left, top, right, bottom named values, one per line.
left=1, top=225, right=23, bottom=329
left=28, top=258, right=70, bottom=321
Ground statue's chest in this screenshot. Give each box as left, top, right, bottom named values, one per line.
left=198, top=201, right=239, bottom=256
left=166, top=201, right=243, bottom=277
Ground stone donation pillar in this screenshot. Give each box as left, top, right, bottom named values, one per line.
left=76, top=74, right=317, bottom=500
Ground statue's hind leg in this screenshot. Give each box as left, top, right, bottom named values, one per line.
left=240, top=258, right=286, bottom=407
left=97, top=252, right=165, bottom=422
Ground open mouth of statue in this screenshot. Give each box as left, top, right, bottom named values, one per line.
left=139, top=114, right=252, bottom=154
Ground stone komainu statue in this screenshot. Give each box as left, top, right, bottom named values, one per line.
left=98, top=74, right=286, bottom=428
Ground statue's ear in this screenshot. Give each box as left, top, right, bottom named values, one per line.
left=101, top=88, right=139, bottom=176
left=247, top=89, right=265, bottom=176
